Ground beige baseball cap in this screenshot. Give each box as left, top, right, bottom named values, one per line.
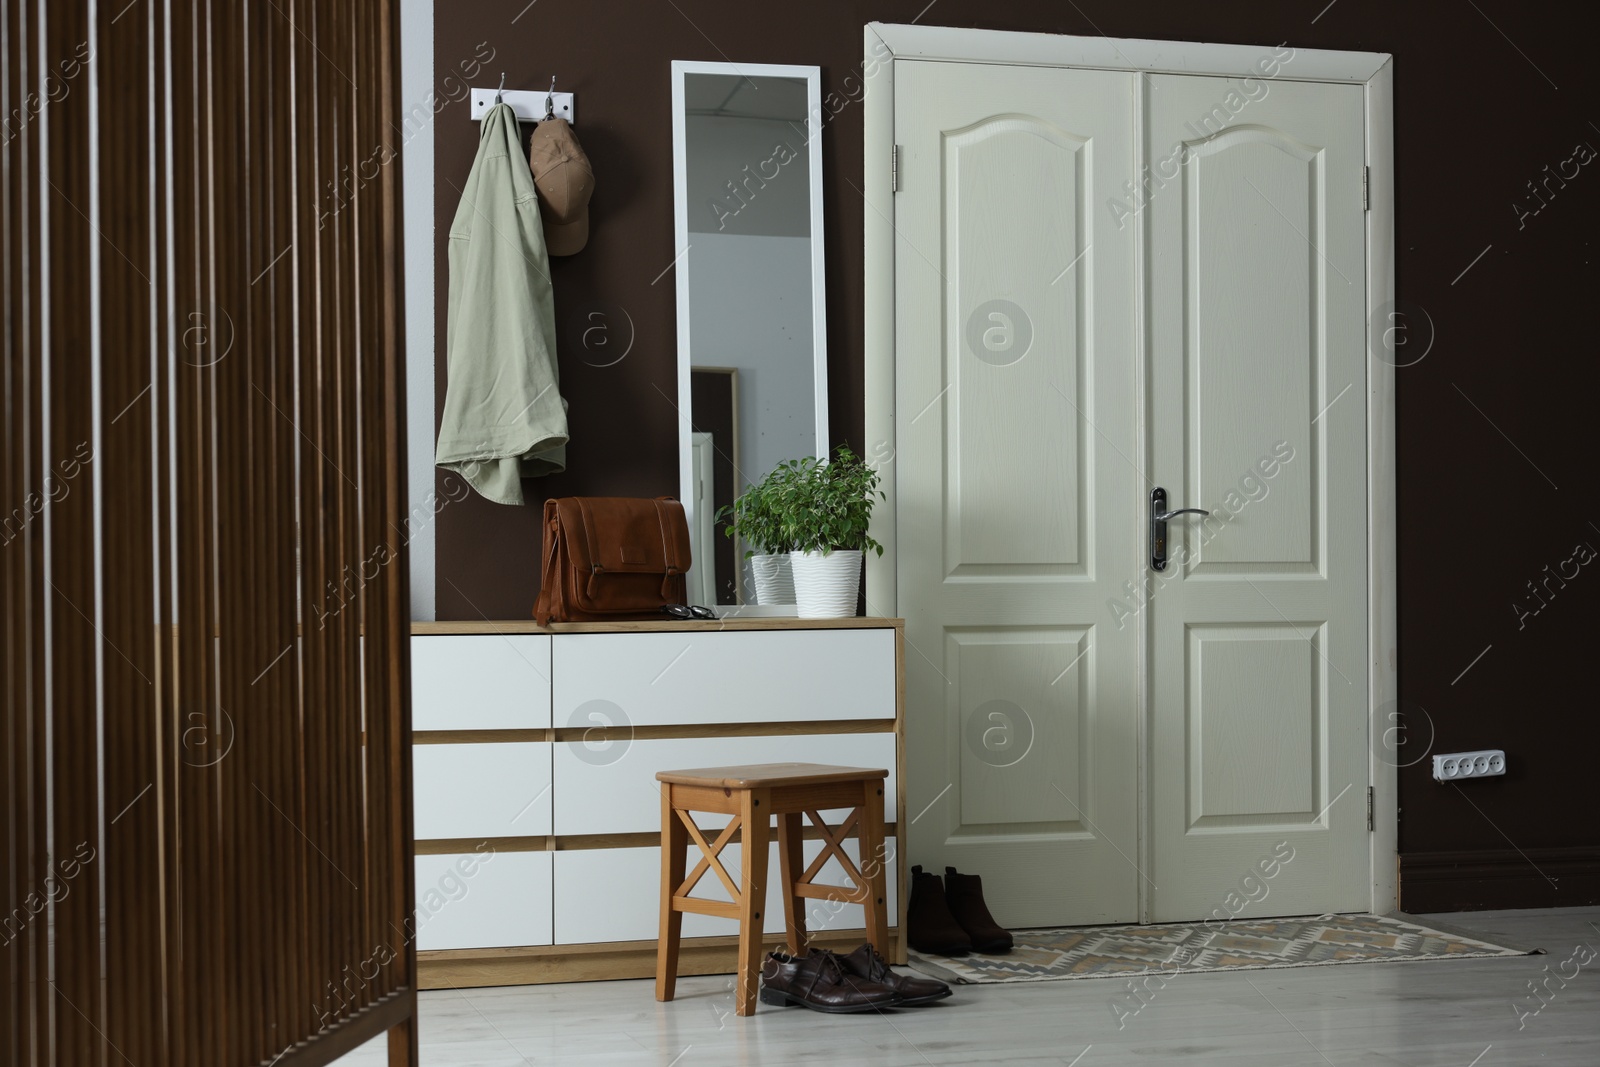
left=528, top=118, right=594, bottom=256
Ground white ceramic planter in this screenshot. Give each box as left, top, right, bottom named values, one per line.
left=790, top=549, right=862, bottom=619
left=749, top=553, right=796, bottom=605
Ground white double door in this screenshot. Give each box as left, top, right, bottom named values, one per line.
left=896, top=60, right=1370, bottom=925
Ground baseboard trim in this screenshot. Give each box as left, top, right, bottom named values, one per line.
left=418, top=927, right=904, bottom=989
left=1399, top=846, right=1600, bottom=912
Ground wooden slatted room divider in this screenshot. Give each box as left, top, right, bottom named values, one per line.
left=2, top=1, right=417, bottom=1064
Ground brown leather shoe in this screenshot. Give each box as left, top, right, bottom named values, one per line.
left=759, top=950, right=902, bottom=1013
left=833, top=943, right=952, bottom=1006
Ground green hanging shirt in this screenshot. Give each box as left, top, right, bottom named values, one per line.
left=436, top=103, right=569, bottom=505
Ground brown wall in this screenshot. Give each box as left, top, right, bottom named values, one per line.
left=433, top=1, right=1600, bottom=910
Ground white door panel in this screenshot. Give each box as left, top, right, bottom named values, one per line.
left=896, top=59, right=1142, bottom=927
left=1144, top=73, right=1369, bottom=920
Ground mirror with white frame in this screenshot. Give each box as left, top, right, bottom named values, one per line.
left=671, top=61, right=828, bottom=611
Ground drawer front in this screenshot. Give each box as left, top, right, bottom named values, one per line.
left=553, top=732, right=897, bottom=837
left=411, top=635, right=552, bottom=731
left=413, top=742, right=552, bottom=839
left=552, top=629, right=896, bottom=727
left=415, top=849, right=552, bottom=950
left=553, top=839, right=898, bottom=945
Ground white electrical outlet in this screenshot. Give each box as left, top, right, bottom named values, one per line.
left=1432, top=749, right=1506, bottom=782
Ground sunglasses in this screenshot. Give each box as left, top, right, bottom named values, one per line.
left=661, top=604, right=717, bottom=620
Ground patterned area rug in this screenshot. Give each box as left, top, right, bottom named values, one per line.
left=908, top=914, right=1533, bottom=984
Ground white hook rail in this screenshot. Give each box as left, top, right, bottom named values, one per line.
left=471, top=87, right=576, bottom=125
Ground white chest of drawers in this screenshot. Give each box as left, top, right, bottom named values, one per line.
left=407, top=618, right=905, bottom=988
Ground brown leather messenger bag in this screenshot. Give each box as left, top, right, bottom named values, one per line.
left=534, top=496, right=691, bottom=625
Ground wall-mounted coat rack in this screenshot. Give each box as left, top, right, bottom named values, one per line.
left=471, top=74, right=576, bottom=125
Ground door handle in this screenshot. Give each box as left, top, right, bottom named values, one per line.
left=1150, top=487, right=1209, bottom=572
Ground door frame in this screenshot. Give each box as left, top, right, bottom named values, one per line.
left=861, top=22, right=1399, bottom=916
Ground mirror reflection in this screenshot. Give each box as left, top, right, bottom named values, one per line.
left=674, top=65, right=827, bottom=608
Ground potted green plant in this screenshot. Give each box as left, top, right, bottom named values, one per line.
left=717, top=472, right=797, bottom=605
left=767, top=445, right=885, bottom=618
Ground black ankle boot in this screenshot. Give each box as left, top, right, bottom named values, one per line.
left=944, top=867, right=1013, bottom=953
left=907, top=865, right=973, bottom=955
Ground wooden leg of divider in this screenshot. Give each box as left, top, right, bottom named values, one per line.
left=387, top=1007, right=419, bottom=1067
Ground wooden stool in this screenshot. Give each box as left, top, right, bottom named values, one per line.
left=654, top=762, right=890, bottom=1016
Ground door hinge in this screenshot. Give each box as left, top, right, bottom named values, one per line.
left=1366, top=786, right=1375, bottom=831
left=891, top=144, right=901, bottom=193
left=1362, top=166, right=1370, bottom=211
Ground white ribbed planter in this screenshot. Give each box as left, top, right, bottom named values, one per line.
left=749, top=553, right=796, bottom=605
left=790, top=549, right=862, bottom=619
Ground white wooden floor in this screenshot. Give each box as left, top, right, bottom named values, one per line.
left=334, top=907, right=1599, bottom=1066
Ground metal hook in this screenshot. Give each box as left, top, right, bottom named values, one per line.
left=544, top=76, right=556, bottom=121
left=495, top=72, right=507, bottom=104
